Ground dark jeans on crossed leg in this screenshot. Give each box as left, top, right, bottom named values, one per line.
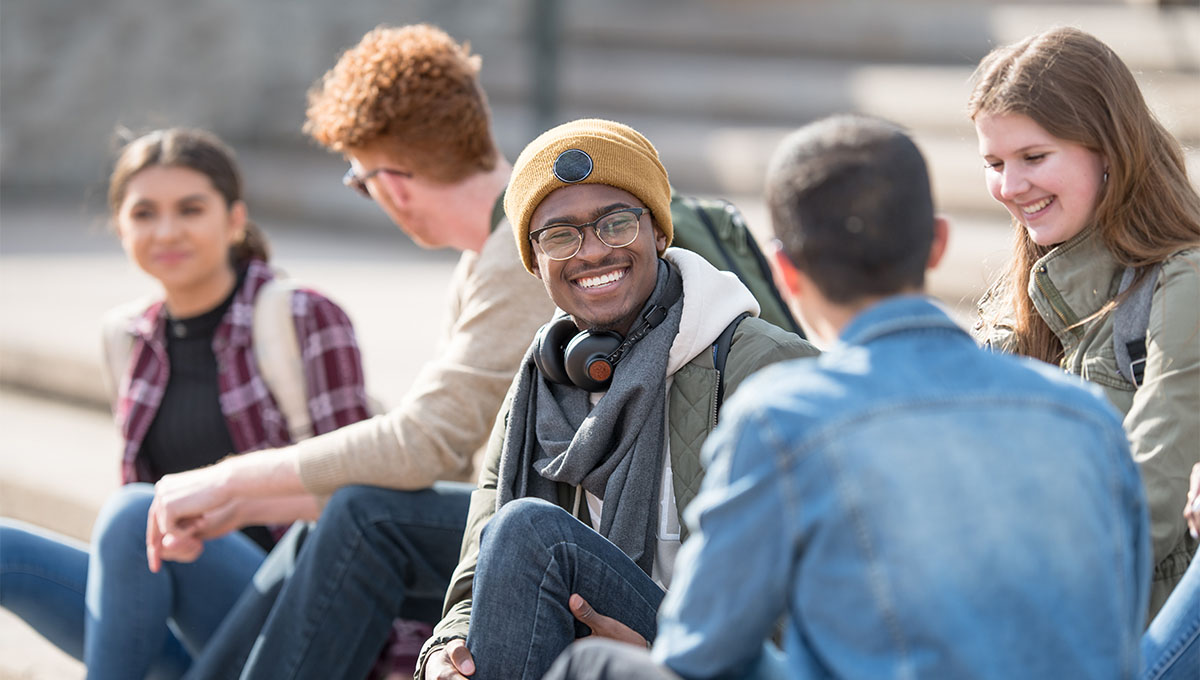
left=185, top=482, right=472, bottom=680
left=466, top=498, right=666, bottom=680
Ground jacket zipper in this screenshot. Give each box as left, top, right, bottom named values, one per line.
left=1033, top=265, right=1070, bottom=327
left=710, top=369, right=721, bottom=430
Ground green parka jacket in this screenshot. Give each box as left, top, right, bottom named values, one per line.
left=974, top=227, right=1199, bottom=619
left=416, top=314, right=816, bottom=674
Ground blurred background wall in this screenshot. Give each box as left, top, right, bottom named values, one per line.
left=2, top=0, right=1197, bottom=234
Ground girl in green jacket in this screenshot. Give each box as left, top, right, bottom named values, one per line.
left=968, top=26, right=1200, bottom=618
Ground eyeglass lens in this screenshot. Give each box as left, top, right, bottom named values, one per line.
left=535, top=209, right=642, bottom=260
left=343, top=168, right=371, bottom=197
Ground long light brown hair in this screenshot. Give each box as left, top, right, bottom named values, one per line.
left=968, top=27, right=1200, bottom=364
left=109, top=127, right=270, bottom=264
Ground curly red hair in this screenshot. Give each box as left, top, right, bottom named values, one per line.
left=304, top=24, right=498, bottom=183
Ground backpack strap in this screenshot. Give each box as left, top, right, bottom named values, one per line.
left=100, top=298, right=153, bottom=407
left=712, top=312, right=750, bottom=419
left=101, top=281, right=315, bottom=441
left=252, top=278, right=315, bottom=441
left=490, top=189, right=507, bottom=233
left=1112, top=264, right=1161, bottom=388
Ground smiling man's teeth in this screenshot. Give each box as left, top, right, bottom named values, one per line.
left=1022, top=197, right=1053, bottom=214
left=577, top=270, right=625, bottom=289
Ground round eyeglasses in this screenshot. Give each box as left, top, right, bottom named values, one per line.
left=529, top=207, right=648, bottom=261
left=342, top=166, right=412, bottom=198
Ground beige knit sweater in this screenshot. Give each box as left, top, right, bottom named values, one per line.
left=295, top=223, right=555, bottom=495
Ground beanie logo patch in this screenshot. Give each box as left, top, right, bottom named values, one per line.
left=552, top=149, right=593, bottom=184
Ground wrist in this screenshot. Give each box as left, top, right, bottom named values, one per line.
left=222, top=447, right=302, bottom=499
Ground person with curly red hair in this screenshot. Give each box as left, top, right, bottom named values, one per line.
left=144, top=24, right=556, bottom=678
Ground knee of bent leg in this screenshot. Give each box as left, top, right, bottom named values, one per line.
left=480, top=498, right=570, bottom=551
left=321, top=484, right=405, bottom=530
left=91, top=483, right=155, bottom=558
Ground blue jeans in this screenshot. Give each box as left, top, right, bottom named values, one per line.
left=1141, top=547, right=1200, bottom=680
left=467, top=498, right=666, bottom=680
left=185, top=482, right=473, bottom=680
left=0, top=484, right=264, bottom=680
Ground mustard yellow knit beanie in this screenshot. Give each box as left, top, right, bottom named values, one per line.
left=505, top=118, right=673, bottom=274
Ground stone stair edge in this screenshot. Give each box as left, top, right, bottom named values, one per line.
left=0, top=478, right=104, bottom=544
left=478, top=51, right=1199, bottom=141
left=556, top=1, right=1200, bottom=71
left=0, top=341, right=110, bottom=413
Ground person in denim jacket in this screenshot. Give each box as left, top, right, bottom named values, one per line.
left=545, top=115, right=1151, bottom=680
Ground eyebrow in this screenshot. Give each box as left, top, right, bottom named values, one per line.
left=981, top=144, right=1052, bottom=158
left=540, top=201, right=637, bottom=227
left=130, top=193, right=212, bottom=208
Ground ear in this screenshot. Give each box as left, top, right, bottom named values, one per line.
left=653, top=225, right=668, bottom=253
left=228, top=200, right=249, bottom=243
left=769, top=245, right=802, bottom=301
left=770, top=248, right=823, bottom=343
left=926, top=216, right=950, bottom=271
left=380, top=170, right=411, bottom=207
left=531, top=250, right=543, bottom=280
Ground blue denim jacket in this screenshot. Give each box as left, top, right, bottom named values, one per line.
left=653, top=296, right=1150, bottom=680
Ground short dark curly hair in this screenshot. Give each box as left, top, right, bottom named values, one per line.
left=304, top=24, right=498, bottom=183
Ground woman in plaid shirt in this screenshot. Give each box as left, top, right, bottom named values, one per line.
left=0, top=128, right=371, bottom=678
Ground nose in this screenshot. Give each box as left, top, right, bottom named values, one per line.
left=152, top=214, right=180, bottom=239
left=999, top=166, right=1029, bottom=200
left=573, top=226, right=611, bottom=261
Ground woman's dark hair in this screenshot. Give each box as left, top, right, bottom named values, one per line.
left=109, top=127, right=270, bottom=263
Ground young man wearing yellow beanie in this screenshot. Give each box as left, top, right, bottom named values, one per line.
left=417, top=118, right=817, bottom=680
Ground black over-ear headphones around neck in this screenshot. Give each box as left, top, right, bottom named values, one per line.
left=532, top=279, right=681, bottom=392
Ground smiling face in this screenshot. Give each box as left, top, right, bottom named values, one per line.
left=115, top=165, right=242, bottom=312
left=529, top=184, right=667, bottom=334
left=976, top=112, right=1107, bottom=247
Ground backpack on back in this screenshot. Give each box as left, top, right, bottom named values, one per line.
left=1112, top=264, right=1161, bottom=388
left=670, top=193, right=804, bottom=338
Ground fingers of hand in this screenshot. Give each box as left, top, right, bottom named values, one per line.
left=569, top=593, right=595, bottom=622
left=447, top=639, right=476, bottom=676
left=1187, top=463, right=1200, bottom=538
left=145, top=498, right=165, bottom=573
left=426, top=643, right=473, bottom=679
left=569, top=593, right=646, bottom=647
left=1187, top=493, right=1200, bottom=539
left=153, top=467, right=225, bottom=533
left=159, top=531, right=204, bottom=563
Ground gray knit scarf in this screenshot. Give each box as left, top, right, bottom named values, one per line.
left=496, top=259, right=684, bottom=575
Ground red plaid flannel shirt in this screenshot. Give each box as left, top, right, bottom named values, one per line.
left=113, top=259, right=370, bottom=485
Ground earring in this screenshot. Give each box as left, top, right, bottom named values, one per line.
left=1103, top=171, right=1109, bottom=184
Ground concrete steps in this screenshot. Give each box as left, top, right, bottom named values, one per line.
left=556, top=1, right=1200, bottom=69
left=469, top=1, right=1200, bottom=220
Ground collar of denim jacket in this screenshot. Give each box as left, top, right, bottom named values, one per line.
left=837, top=295, right=965, bottom=347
